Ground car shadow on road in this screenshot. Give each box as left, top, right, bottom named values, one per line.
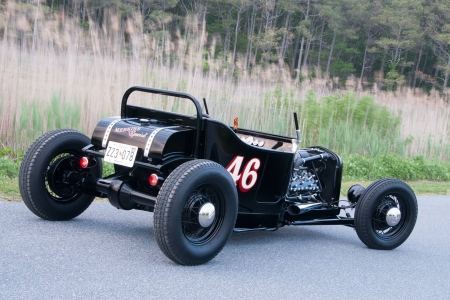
left=228, top=225, right=361, bottom=248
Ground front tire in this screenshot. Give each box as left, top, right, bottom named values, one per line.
left=154, top=160, right=238, bottom=265
left=19, top=129, right=102, bottom=220
left=354, top=178, right=418, bottom=250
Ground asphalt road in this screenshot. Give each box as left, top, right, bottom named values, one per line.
left=1, top=196, right=449, bottom=299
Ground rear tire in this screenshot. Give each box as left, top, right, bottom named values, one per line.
left=354, top=178, right=418, bottom=250
left=19, top=129, right=102, bottom=220
left=154, top=160, right=238, bottom=265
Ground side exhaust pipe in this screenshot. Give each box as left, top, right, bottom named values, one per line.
left=287, top=203, right=323, bottom=215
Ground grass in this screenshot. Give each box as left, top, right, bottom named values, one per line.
left=340, top=181, right=450, bottom=197
left=2, top=177, right=448, bottom=202
left=343, top=154, right=450, bottom=181
left=0, top=176, right=21, bottom=201
left=1, top=150, right=449, bottom=201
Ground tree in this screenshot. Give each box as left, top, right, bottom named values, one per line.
left=427, top=0, right=450, bottom=98
left=375, top=0, right=422, bottom=89
left=294, top=0, right=312, bottom=82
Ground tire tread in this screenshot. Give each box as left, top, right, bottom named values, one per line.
left=354, top=178, right=417, bottom=250
left=154, top=159, right=237, bottom=265
left=19, top=129, right=98, bottom=220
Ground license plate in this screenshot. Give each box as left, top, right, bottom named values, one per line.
left=104, top=141, right=138, bottom=167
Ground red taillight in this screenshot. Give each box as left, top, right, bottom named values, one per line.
left=80, top=157, right=89, bottom=168
left=149, top=174, right=158, bottom=186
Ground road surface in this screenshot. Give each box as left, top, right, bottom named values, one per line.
left=1, top=196, right=449, bottom=299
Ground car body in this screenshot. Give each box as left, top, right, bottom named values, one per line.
left=19, top=86, right=418, bottom=265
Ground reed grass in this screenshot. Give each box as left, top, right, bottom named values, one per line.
left=0, top=2, right=449, bottom=162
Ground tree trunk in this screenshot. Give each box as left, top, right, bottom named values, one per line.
left=443, top=55, right=450, bottom=99
left=62, top=0, right=66, bottom=24
left=97, top=6, right=103, bottom=28
left=82, top=0, right=87, bottom=23
left=232, top=7, right=242, bottom=64
left=200, top=5, right=207, bottom=50
left=224, top=5, right=232, bottom=58
left=302, top=39, right=311, bottom=72
left=295, top=36, right=305, bottom=81
left=278, top=13, right=291, bottom=70
left=412, top=37, right=424, bottom=88
left=325, top=31, right=337, bottom=79
left=253, top=21, right=262, bottom=67
left=246, top=1, right=257, bottom=70
left=295, top=0, right=310, bottom=82
left=290, top=34, right=300, bottom=75
left=317, top=21, right=325, bottom=74
left=32, top=0, right=40, bottom=51
left=359, top=41, right=369, bottom=85
left=309, top=38, right=315, bottom=68
left=400, top=51, right=408, bottom=75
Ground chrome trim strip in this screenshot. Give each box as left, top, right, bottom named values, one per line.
left=102, top=118, right=122, bottom=148
left=143, top=126, right=178, bottom=158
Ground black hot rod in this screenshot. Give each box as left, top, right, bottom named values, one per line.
left=19, top=86, right=418, bottom=265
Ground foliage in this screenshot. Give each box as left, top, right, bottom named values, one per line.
left=298, top=91, right=403, bottom=157
left=0, top=147, right=22, bottom=177
left=344, top=154, right=450, bottom=181
left=1, top=146, right=449, bottom=201
left=340, top=180, right=450, bottom=196
left=1, top=0, right=450, bottom=94
left=17, top=95, right=81, bottom=147
left=0, top=155, right=20, bottom=178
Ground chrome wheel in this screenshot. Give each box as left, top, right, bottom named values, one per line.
left=182, top=185, right=224, bottom=245
left=372, top=195, right=407, bottom=239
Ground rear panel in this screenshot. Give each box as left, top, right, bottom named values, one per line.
left=203, top=119, right=294, bottom=227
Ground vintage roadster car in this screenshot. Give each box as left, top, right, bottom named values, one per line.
left=19, top=86, right=418, bottom=265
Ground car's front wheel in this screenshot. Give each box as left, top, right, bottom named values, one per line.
left=354, top=178, right=418, bottom=250
left=154, top=160, right=238, bottom=265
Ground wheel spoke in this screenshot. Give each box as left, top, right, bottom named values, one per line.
left=371, top=194, right=407, bottom=238
left=181, top=184, right=224, bottom=244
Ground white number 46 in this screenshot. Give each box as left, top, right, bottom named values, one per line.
left=226, top=156, right=261, bottom=192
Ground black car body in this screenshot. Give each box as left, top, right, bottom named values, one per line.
left=19, top=86, right=418, bottom=265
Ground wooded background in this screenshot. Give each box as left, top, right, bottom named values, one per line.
left=1, top=0, right=450, bottom=96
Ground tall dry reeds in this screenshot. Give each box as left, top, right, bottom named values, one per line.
left=0, top=1, right=449, bottom=161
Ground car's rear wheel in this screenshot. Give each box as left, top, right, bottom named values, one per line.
left=19, top=129, right=102, bottom=220
left=154, top=160, right=238, bottom=265
left=354, top=178, right=418, bottom=250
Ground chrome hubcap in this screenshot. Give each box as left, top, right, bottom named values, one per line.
left=198, top=203, right=215, bottom=228
left=386, top=207, right=402, bottom=227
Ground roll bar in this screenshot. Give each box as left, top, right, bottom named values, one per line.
left=120, top=86, right=203, bottom=158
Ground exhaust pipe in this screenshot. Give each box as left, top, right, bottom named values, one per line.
left=85, top=178, right=157, bottom=210
left=287, top=203, right=323, bottom=215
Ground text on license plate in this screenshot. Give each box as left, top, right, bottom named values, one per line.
left=104, top=141, right=138, bottom=167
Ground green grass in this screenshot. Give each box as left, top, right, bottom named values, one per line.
left=0, top=175, right=21, bottom=201
left=343, top=154, right=450, bottom=181
left=17, top=96, right=82, bottom=150
left=340, top=181, right=450, bottom=197
left=2, top=177, right=448, bottom=201
left=1, top=147, right=449, bottom=201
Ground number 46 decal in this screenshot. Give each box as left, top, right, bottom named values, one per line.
left=226, top=156, right=261, bottom=192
